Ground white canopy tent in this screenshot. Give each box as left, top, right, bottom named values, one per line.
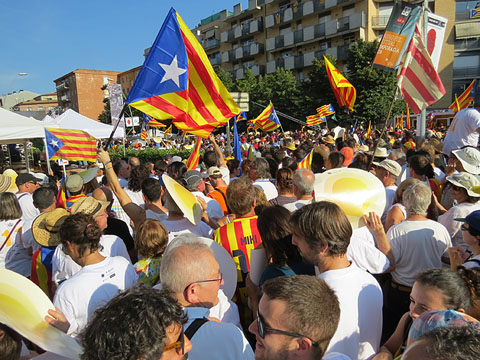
left=0, top=108, right=46, bottom=144
left=42, top=109, right=124, bottom=139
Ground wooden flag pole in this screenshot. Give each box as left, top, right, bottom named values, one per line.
left=104, top=103, right=128, bottom=150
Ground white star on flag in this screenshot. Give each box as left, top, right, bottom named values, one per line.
left=159, top=55, right=187, bottom=88
left=50, top=139, right=59, bottom=148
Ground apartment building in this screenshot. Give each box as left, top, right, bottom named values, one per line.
left=13, top=93, right=58, bottom=114
left=54, top=69, right=120, bottom=120
left=193, top=0, right=457, bottom=108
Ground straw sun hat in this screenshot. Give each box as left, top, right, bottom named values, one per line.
left=32, top=208, right=70, bottom=247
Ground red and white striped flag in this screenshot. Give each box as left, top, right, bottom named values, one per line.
left=397, top=25, right=446, bottom=114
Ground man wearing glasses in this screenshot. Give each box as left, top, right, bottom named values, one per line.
left=15, top=173, right=41, bottom=220
left=248, top=275, right=343, bottom=360
left=160, top=242, right=254, bottom=360
left=81, top=286, right=192, bottom=360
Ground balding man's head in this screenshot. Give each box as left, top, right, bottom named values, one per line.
left=93, top=186, right=113, bottom=211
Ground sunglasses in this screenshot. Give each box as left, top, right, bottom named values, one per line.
left=162, top=327, right=185, bottom=354
left=256, top=311, right=319, bottom=347
left=451, top=185, right=465, bottom=192
left=461, top=224, right=480, bottom=237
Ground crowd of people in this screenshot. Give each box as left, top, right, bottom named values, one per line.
left=1, top=107, right=480, bottom=359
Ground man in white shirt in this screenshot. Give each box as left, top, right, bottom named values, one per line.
left=248, top=275, right=345, bottom=360
left=160, top=242, right=254, bottom=360
left=250, top=158, right=278, bottom=201
left=373, top=159, right=401, bottom=223
left=113, top=159, right=130, bottom=188
left=283, top=169, right=314, bottom=212
left=443, top=108, right=480, bottom=156
left=291, top=202, right=383, bottom=360
left=15, top=173, right=41, bottom=220
left=183, top=170, right=223, bottom=223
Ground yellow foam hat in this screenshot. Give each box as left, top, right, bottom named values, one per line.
left=0, top=268, right=82, bottom=359
left=162, top=174, right=202, bottom=225
left=314, top=168, right=386, bottom=229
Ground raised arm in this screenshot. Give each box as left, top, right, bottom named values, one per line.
left=363, top=211, right=395, bottom=272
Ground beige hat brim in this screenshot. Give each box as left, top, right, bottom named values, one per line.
left=447, top=177, right=480, bottom=198
left=32, top=210, right=70, bottom=247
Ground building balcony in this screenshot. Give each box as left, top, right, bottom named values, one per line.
left=265, top=2, right=304, bottom=28
left=221, top=50, right=235, bottom=63
left=326, top=11, right=366, bottom=36
left=455, top=38, right=480, bottom=51
left=56, top=82, right=69, bottom=91
left=453, top=66, right=480, bottom=78
left=222, top=17, right=263, bottom=43
left=266, top=58, right=285, bottom=74
left=203, top=38, right=220, bottom=50
left=285, top=55, right=304, bottom=71
left=371, top=15, right=389, bottom=29
left=266, top=22, right=327, bottom=52
left=235, top=64, right=265, bottom=79
left=234, top=42, right=265, bottom=60
left=209, top=54, right=221, bottom=66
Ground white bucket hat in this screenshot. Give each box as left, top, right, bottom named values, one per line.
left=446, top=172, right=480, bottom=198
left=452, top=147, right=480, bottom=175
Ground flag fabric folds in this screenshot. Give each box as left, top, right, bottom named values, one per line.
left=233, top=116, right=242, bottom=161
left=397, top=25, right=446, bottom=114
left=56, top=175, right=67, bottom=209
left=247, top=145, right=254, bottom=160
left=366, top=120, right=372, bottom=138
left=236, top=112, right=247, bottom=122
left=187, top=136, right=202, bottom=170
left=250, top=102, right=281, bottom=132
left=306, top=114, right=326, bottom=126
left=125, top=8, right=240, bottom=138
left=45, top=128, right=97, bottom=162
left=141, top=125, right=148, bottom=140
left=297, top=149, right=314, bottom=170
left=148, top=119, right=167, bottom=128
left=164, top=125, right=172, bottom=135
left=324, top=56, right=356, bottom=111
left=316, top=104, right=335, bottom=118
left=449, top=80, right=476, bottom=113
left=406, top=104, right=411, bottom=129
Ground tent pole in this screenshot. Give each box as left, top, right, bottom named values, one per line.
left=24, top=141, right=30, bottom=173
left=43, top=138, right=52, bottom=175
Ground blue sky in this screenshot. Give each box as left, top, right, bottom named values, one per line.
left=0, top=0, right=242, bottom=96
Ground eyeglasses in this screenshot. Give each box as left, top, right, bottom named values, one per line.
left=184, top=272, right=223, bottom=292
left=451, top=185, right=464, bottom=192
left=256, top=311, right=319, bottom=347
left=461, top=224, right=480, bottom=236
left=162, top=327, right=185, bottom=354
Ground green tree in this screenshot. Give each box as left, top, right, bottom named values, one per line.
left=345, top=40, right=405, bottom=129
left=98, top=98, right=111, bottom=124
left=216, top=67, right=236, bottom=92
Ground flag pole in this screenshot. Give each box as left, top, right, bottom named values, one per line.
left=104, top=103, right=128, bottom=150
left=367, top=86, right=400, bottom=170
left=417, top=0, right=428, bottom=143
left=43, top=138, right=52, bottom=175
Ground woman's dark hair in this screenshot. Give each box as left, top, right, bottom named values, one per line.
left=415, top=268, right=473, bottom=312
left=127, top=164, right=150, bottom=192
left=409, top=154, right=435, bottom=179
left=282, top=157, right=297, bottom=171
left=257, top=205, right=301, bottom=265
left=0, top=192, right=22, bottom=221
left=227, top=159, right=240, bottom=175
left=167, top=162, right=187, bottom=182
left=349, top=152, right=370, bottom=171
left=328, top=151, right=345, bottom=169
left=60, top=213, right=102, bottom=258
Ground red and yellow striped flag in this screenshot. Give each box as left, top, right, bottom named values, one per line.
left=297, top=149, right=314, bottom=170
left=306, top=114, right=326, bottom=126
left=125, top=8, right=240, bottom=138
left=187, top=136, right=202, bottom=170
left=164, top=125, right=172, bottom=135
left=324, top=56, right=356, bottom=111
left=141, top=125, right=148, bottom=140
left=366, top=120, right=372, bottom=139
left=449, top=80, right=476, bottom=113
left=406, top=104, right=411, bottom=130
left=45, top=128, right=97, bottom=162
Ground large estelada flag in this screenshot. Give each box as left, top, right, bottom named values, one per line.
left=397, top=24, right=446, bottom=114
left=306, top=114, right=326, bottom=126
left=324, top=56, right=356, bottom=111
left=316, top=104, right=335, bottom=118
left=449, top=79, right=476, bottom=113
left=45, top=128, right=97, bottom=162
left=125, top=8, right=240, bottom=138
left=250, top=102, right=281, bottom=132
left=297, top=149, right=314, bottom=170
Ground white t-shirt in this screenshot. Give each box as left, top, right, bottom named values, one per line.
left=183, top=307, right=254, bottom=360
left=463, top=254, right=480, bottom=269
left=318, top=263, right=383, bottom=360
left=387, top=220, right=452, bottom=287
left=219, top=166, right=230, bottom=185
left=443, top=108, right=480, bottom=155
left=0, top=219, right=31, bottom=277
left=52, top=234, right=131, bottom=284
left=283, top=198, right=313, bottom=212
left=111, top=193, right=133, bottom=235
left=162, top=218, right=213, bottom=243
left=53, top=256, right=138, bottom=337
left=124, top=189, right=144, bottom=206
left=347, top=226, right=390, bottom=274
left=146, top=209, right=168, bottom=222
left=382, top=185, right=397, bottom=224
left=438, top=202, right=480, bottom=249
left=192, top=191, right=224, bottom=223
left=434, top=167, right=446, bottom=183
left=16, top=192, right=40, bottom=220
left=253, top=179, right=278, bottom=201
left=208, top=289, right=241, bottom=329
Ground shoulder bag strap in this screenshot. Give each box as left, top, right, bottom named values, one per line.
left=184, top=318, right=209, bottom=340
left=0, top=219, right=22, bottom=252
